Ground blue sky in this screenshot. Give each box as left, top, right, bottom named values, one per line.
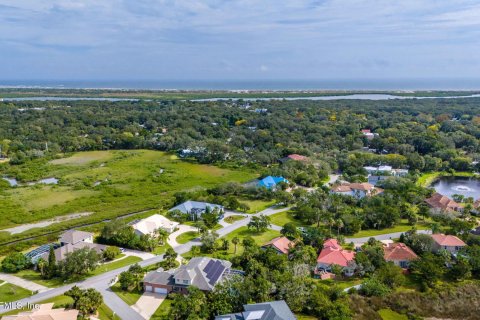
left=1, top=0, right=480, bottom=81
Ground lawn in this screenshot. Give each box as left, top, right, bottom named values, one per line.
left=269, top=210, right=305, bottom=227
left=0, top=150, right=257, bottom=250
left=238, top=198, right=276, bottom=213
left=89, top=256, right=143, bottom=276
left=151, top=298, right=173, bottom=319
left=15, top=256, right=142, bottom=287
left=0, top=282, right=32, bottom=302
left=378, top=309, right=408, bottom=320
left=184, top=226, right=281, bottom=259
left=153, top=243, right=172, bottom=255
left=111, top=283, right=143, bottom=305
left=416, top=171, right=475, bottom=187
left=296, top=314, right=318, bottom=320
left=224, top=215, right=246, bottom=224
left=350, top=220, right=429, bottom=238
left=176, top=231, right=199, bottom=244
left=15, top=269, right=67, bottom=288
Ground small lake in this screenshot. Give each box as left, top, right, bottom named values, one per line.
left=2, top=176, right=58, bottom=187
left=431, top=177, right=480, bottom=200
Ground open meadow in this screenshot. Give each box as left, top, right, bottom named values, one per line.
left=0, top=150, right=257, bottom=249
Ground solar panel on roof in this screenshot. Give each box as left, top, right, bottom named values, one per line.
left=204, top=259, right=215, bottom=273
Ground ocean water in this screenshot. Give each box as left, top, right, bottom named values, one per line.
left=1, top=79, right=480, bottom=90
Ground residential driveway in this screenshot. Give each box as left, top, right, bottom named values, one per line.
left=0, top=273, right=49, bottom=293
left=168, top=224, right=198, bottom=249
left=123, top=249, right=156, bottom=260
left=131, top=292, right=166, bottom=320
left=269, top=224, right=282, bottom=231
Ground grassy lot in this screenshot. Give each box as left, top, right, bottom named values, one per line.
left=319, top=278, right=363, bottom=290
left=0, top=150, right=257, bottom=250
left=378, top=308, right=408, bottom=320
left=0, top=282, right=32, bottom=302
left=238, top=198, right=276, bottom=213
left=89, top=256, right=143, bottom=276
left=351, top=219, right=429, bottom=238
left=416, top=171, right=476, bottom=187
left=151, top=298, right=173, bottom=319
left=0, top=294, right=120, bottom=319
left=176, top=231, right=199, bottom=244
left=15, top=256, right=142, bottom=287
left=111, top=283, right=143, bottom=305
left=184, top=226, right=280, bottom=259
left=153, top=243, right=172, bottom=255
left=224, top=215, right=246, bottom=224
left=269, top=210, right=305, bottom=227
left=15, top=269, right=67, bottom=288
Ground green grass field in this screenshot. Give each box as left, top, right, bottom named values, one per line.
left=15, top=256, right=143, bottom=287
left=269, top=210, right=305, bottom=227
left=176, top=231, right=199, bottom=244
left=111, top=283, right=143, bottom=305
left=0, top=282, right=32, bottom=302
left=239, top=199, right=276, bottom=213
left=89, top=256, right=142, bottom=276
left=351, top=219, right=429, bottom=238
left=0, top=150, right=257, bottom=249
left=151, top=298, right=173, bottom=319
left=378, top=309, right=408, bottom=320
left=224, top=215, right=246, bottom=224
left=416, top=171, right=476, bottom=187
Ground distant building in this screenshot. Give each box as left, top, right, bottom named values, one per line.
left=330, top=182, right=383, bottom=199
left=143, top=257, right=232, bottom=294
left=2, top=303, right=78, bottom=320
left=425, top=193, right=463, bottom=213
left=261, top=237, right=295, bottom=255
left=131, top=214, right=179, bottom=235
left=215, top=300, right=296, bottom=320
left=279, top=154, right=309, bottom=163
left=316, top=239, right=356, bottom=277
left=383, top=242, right=418, bottom=268
left=257, top=176, right=289, bottom=190
left=431, top=234, right=466, bottom=254
left=169, top=200, right=224, bottom=220
left=38, top=230, right=106, bottom=263
left=361, top=129, right=378, bottom=140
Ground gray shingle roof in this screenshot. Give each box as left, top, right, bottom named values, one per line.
left=215, top=301, right=296, bottom=320
left=59, top=230, right=93, bottom=245
left=144, top=257, right=232, bottom=291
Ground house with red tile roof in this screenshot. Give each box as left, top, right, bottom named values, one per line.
left=425, top=193, right=463, bottom=213
left=316, top=239, right=356, bottom=277
left=431, top=234, right=466, bottom=254
left=279, top=153, right=309, bottom=163
left=330, top=182, right=383, bottom=199
left=383, top=242, right=418, bottom=268
left=261, top=236, right=295, bottom=255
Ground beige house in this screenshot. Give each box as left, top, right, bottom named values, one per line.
left=2, top=303, right=78, bottom=320
left=431, top=234, right=466, bottom=254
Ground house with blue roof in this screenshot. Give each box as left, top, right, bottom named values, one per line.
left=257, top=176, right=289, bottom=190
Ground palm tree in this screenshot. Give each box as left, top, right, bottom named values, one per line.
left=37, top=258, right=47, bottom=278
left=156, top=228, right=169, bottom=246
left=232, top=237, right=239, bottom=254
left=336, top=219, right=344, bottom=236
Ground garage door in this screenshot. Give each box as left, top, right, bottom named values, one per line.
left=154, top=287, right=168, bottom=294
left=145, top=286, right=153, bottom=292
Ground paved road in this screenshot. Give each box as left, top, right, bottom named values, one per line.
left=345, top=229, right=431, bottom=243
left=0, top=205, right=291, bottom=319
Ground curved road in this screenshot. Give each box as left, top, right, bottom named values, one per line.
left=0, top=206, right=291, bottom=320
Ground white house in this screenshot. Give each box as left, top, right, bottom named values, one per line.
left=131, top=214, right=179, bottom=235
